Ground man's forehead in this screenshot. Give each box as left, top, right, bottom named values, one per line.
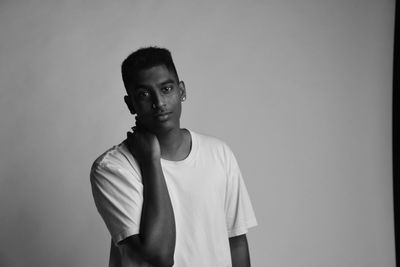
left=137, top=65, right=176, bottom=79
left=133, top=65, right=178, bottom=85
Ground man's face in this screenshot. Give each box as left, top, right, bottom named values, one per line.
left=125, top=65, right=186, bottom=134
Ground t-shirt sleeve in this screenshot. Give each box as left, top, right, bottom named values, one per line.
left=90, top=161, right=143, bottom=245
left=224, top=145, right=258, bottom=238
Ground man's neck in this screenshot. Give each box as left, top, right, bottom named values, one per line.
left=156, top=127, right=189, bottom=161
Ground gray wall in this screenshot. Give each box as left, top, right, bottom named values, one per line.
left=0, top=0, right=395, bottom=266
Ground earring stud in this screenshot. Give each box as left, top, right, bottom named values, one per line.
left=181, top=96, right=186, bottom=102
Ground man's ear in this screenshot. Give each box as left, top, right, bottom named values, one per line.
left=179, top=81, right=186, bottom=100
left=124, top=95, right=136, bottom=115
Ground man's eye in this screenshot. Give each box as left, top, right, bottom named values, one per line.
left=162, top=86, right=172, bottom=93
left=137, top=91, right=150, bottom=98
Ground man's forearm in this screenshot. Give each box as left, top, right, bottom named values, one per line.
left=229, top=234, right=251, bottom=267
left=139, top=158, right=176, bottom=265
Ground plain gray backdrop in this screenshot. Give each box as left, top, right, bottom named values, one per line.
left=0, top=0, right=396, bottom=266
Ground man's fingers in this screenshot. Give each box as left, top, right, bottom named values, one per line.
left=127, top=131, right=133, bottom=142
left=134, top=116, right=147, bottom=131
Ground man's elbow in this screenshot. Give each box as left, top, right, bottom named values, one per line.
left=150, top=257, right=174, bottom=267
left=121, top=235, right=174, bottom=266
left=144, top=250, right=174, bottom=267
left=137, top=241, right=174, bottom=266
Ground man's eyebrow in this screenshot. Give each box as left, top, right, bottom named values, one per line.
left=159, top=79, right=176, bottom=86
left=132, top=84, right=148, bottom=90
left=132, top=79, right=177, bottom=90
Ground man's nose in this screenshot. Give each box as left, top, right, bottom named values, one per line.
left=152, top=92, right=165, bottom=109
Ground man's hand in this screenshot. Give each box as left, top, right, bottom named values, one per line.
left=126, top=117, right=161, bottom=163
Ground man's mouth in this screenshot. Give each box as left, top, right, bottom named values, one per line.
left=153, top=112, right=172, bottom=121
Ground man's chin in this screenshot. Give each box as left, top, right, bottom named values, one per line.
left=151, top=121, right=178, bottom=135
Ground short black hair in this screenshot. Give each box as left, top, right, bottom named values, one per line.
left=121, top=46, right=179, bottom=94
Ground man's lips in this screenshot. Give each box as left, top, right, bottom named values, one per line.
left=153, top=112, right=172, bottom=121
left=154, top=111, right=171, bottom=116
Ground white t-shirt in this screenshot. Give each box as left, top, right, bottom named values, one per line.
left=90, top=130, right=257, bottom=267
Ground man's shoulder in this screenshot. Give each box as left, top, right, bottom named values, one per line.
left=190, top=130, right=233, bottom=155
left=91, top=140, right=134, bottom=172
left=191, top=129, right=224, bottom=145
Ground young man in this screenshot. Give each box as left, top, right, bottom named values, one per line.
left=90, top=47, right=257, bottom=267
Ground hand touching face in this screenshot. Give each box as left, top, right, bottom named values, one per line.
left=126, top=117, right=161, bottom=163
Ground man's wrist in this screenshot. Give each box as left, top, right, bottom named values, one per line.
left=138, top=156, right=161, bottom=169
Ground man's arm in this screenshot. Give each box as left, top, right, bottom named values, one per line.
left=121, top=129, right=176, bottom=267
left=229, top=234, right=251, bottom=267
